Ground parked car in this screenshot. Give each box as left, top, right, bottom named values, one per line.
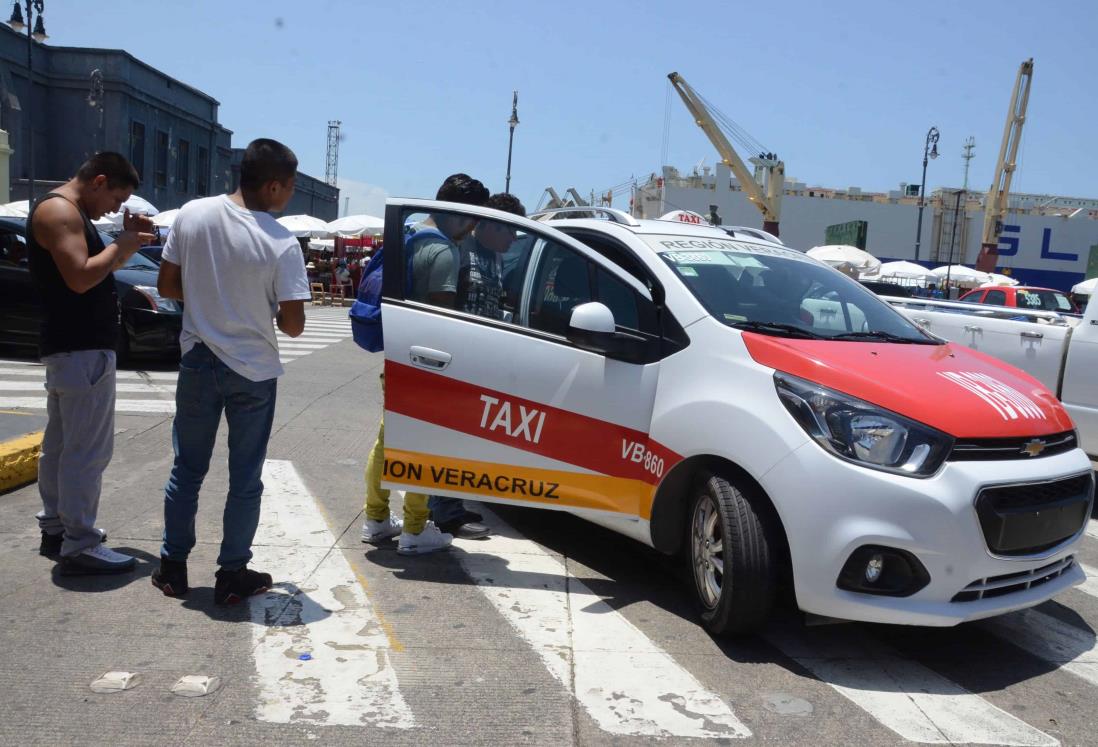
left=377, top=200, right=1093, bottom=635
left=138, top=245, right=164, bottom=264
left=0, top=217, right=181, bottom=360
left=959, top=285, right=1078, bottom=313
left=859, top=280, right=915, bottom=297
left=889, top=294, right=1098, bottom=459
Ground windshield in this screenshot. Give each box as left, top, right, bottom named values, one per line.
left=123, top=251, right=160, bottom=270
left=647, top=235, right=937, bottom=343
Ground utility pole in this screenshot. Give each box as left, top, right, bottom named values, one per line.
left=505, top=91, right=518, bottom=194
left=7, top=1, right=48, bottom=202
left=913, top=126, right=940, bottom=262
left=961, top=137, right=975, bottom=190
left=325, top=120, right=340, bottom=188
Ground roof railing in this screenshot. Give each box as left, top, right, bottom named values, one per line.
left=529, top=206, right=641, bottom=226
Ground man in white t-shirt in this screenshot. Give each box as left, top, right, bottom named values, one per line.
left=150, top=138, right=310, bottom=605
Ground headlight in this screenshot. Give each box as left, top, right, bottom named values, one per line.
left=775, top=372, right=952, bottom=477
left=133, top=285, right=181, bottom=313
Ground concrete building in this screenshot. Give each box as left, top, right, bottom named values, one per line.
left=0, top=24, right=336, bottom=218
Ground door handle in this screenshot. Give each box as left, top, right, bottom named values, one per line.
left=964, top=325, right=982, bottom=333
left=409, top=346, right=452, bottom=370
left=1020, top=331, right=1043, bottom=340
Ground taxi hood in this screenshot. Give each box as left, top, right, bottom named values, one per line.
left=741, top=334, right=1073, bottom=438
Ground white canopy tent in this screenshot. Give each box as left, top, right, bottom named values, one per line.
left=1071, top=277, right=1098, bottom=296
left=308, top=239, right=335, bottom=253
left=0, top=199, right=29, bottom=217
left=325, top=214, right=384, bottom=237
left=979, top=272, right=1020, bottom=288
left=93, top=194, right=160, bottom=231
left=806, top=245, right=881, bottom=275
left=152, top=209, right=180, bottom=229
left=277, top=214, right=332, bottom=238
left=932, top=265, right=991, bottom=288
left=867, top=260, right=938, bottom=284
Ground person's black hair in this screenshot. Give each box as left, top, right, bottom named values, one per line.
left=436, top=173, right=489, bottom=206
left=239, top=138, right=298, bottom=191
left=486, top=192, right=526, bottom=217
left=76, top=152, right=140, bottom=189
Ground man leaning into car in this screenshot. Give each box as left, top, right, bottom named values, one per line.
left=28, top=152, right=155, bottom=574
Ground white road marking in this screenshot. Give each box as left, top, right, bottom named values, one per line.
left=0, top=396, right=176, bottom=413
left=0, top=366, right=178, bottom=381
left=983, top=608, right=1098, bottom=688
left=250, top=460, right=414, bottom=728
left=1085, top=519, right=1098, bottom=540
left=278, top=333, right=347, bottom=341
left=457, top=514, right=751, bottom=739
left=1079, top=562, right=1098, bottom=598
left=0, top=380, right=174, bottom=394
left=276, top=343, right=329, bottom=350
left=766, top=628, right=1057, bottom=746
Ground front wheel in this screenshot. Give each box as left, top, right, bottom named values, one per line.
left=686, top=472, right=777, bottom=635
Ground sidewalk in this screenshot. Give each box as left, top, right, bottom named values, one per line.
left=0, top=410, right=44, bottom=493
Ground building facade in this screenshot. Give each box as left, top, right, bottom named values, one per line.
left=0, top=25, right=336, bottom=218
left=230, top=150, right=339, bottom=221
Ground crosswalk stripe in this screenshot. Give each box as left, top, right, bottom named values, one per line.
left=765, top=627, right=1057, bottom=745
left=279, top=333, right=347, bottom=340
left=0, top=396, right=175, bottom=413
left=458, top=509, right=751, bottom=739
left=250, top=460, right=414, bottom=728
left=0, top=366, right=179, bottom=381
left=983, top=608, right=1098, bottom=688
left=277, top=343, right=329, bottom=350
left=1086, top=520, right=1098, bottom=540
left=1079, top=562, right=1098, bottom=598
left=0, top=381, right=174, bottom=394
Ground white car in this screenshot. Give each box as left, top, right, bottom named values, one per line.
left=378, top=200, right=1094, bottom=635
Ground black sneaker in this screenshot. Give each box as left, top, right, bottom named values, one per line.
left=151, top=557, right=190, bottom=597
left=39, top=529, right=107, bottom=557
left=214, top=566, right=273, bottom=605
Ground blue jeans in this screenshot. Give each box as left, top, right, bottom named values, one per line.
left=161, top=344, right=277, bottom=569
left=428, top=495, right=467, bottom=526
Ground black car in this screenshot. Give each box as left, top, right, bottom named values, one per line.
left=138, top=245, right=164, bottom=264
left=0, top=217, right=182, bottom=360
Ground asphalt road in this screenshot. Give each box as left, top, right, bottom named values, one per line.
left=1, top=305, right=1097, bottom=746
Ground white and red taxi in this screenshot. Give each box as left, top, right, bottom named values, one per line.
left=378, top=199, right=1094, bottom=635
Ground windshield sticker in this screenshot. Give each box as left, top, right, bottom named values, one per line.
left=677, top=266, right=699, bottom=277
left=650, top=235, right=807, bottom=261
left=938, top=371, right=1045, bottom=421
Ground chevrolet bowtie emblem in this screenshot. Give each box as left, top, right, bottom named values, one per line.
left=1021, top=439, right=1047, bottom=457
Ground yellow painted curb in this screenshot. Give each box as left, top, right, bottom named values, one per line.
left=0, top=431, right=42, bottom=493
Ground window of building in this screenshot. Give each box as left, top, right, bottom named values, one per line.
left=196, top=147, right=209, bottom=196
left=176, top=139, right=190, bottom=192
left=155, top=130, right=169, bottom=188
left=130, top=122, right=145, bottom=180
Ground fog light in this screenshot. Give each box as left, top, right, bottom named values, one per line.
left=865, top=554, right=884, bottom=583
left=837, top=545, right=930, bottom=597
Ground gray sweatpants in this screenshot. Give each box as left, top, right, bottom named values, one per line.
left=35, top=349, right=116, bottom=557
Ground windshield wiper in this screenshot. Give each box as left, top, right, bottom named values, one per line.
left=830, top=330, right=939, bottom=345
left=731, top=321, right=824, bottom=339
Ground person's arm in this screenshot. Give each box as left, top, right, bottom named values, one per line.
left=157, top=259, right=183, bottom=300
left=276, top=300, right=306, bottom=337
left=32, top=199, right=153, bottom=294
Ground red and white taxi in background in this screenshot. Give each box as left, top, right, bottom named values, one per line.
left=378, top=200, right=1094, bottom=635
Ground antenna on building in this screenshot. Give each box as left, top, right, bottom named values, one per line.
left=325, top=120, right=341, bottom=188
left=961, top=136, right=975, bottom=190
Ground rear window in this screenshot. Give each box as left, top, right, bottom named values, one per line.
left=1017, top=289, right=1073, bottom=312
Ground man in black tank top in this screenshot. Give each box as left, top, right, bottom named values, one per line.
left=28, top=152, right=155, bottom=575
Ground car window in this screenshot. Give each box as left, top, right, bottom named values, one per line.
left=0, top=229, right=27, bottom=267
left=984, top=289, right=1007, bottom=305
left=526, top=242, right=593, bottom=336
left=1017, top=289, right=1072, bottom=311
left=594, top=265, right=659, bottom=334
left=642, top=234, right=935, bottom=343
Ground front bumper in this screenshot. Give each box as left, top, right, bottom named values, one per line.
left=762, top=441, right=1093, bottom=626
left=122, top=307, right=181, bottom=355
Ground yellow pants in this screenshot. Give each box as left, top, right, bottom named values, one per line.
left=364, top=418, right=430, bottom=534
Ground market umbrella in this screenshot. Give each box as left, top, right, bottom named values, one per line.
left=1071, top=277, right=1098, bottom=296
left=806, top=245, right=881, bottom=275
left=325, top=214, right=384, bottom=237
left=0, top=199, right=29, bottom=217
left=93, top=194, right=161, bottom=231
left=152, top=208, right=181, bottom=228
left=874, top=260, right=938, bottom=284
left=308, top=239, right=335, bottom=253
left=278, top=214, right=331, bottom=238
left=932, top=265, right=991, bottom=288
left=979, top=272, right=1020, bottom=287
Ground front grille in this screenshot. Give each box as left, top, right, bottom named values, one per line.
left=952, top=556, right=1075, bottom=602
left=950, top=431, right=1077, bottom=461
left=975, top=473, right=1093, bottom=556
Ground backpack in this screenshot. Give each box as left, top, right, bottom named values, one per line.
left=348, top=228, right=448, bottom=352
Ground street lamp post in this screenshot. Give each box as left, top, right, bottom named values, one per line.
left=504, top=91, right=518, bottom=194
left=913, top=125, right=939, bottom=262
left=7, top=1, right=47, bottom=203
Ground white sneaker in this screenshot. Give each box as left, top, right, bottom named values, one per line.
left=362, top=516, right=403, bottom=544
left=397, top=522, right=453, bottom=555
left=60, top=544, right=136, bottom=575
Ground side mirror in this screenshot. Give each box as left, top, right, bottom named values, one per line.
left=567, top=302, right=649, bottom=362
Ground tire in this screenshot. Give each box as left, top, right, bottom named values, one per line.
left=685, top=471, right=777, bottom=635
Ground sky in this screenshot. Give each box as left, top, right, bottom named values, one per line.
left=41, top=0, right=1098, bottom=217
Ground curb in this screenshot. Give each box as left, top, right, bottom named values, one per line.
left=0, top=431, right=42, bottom=493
